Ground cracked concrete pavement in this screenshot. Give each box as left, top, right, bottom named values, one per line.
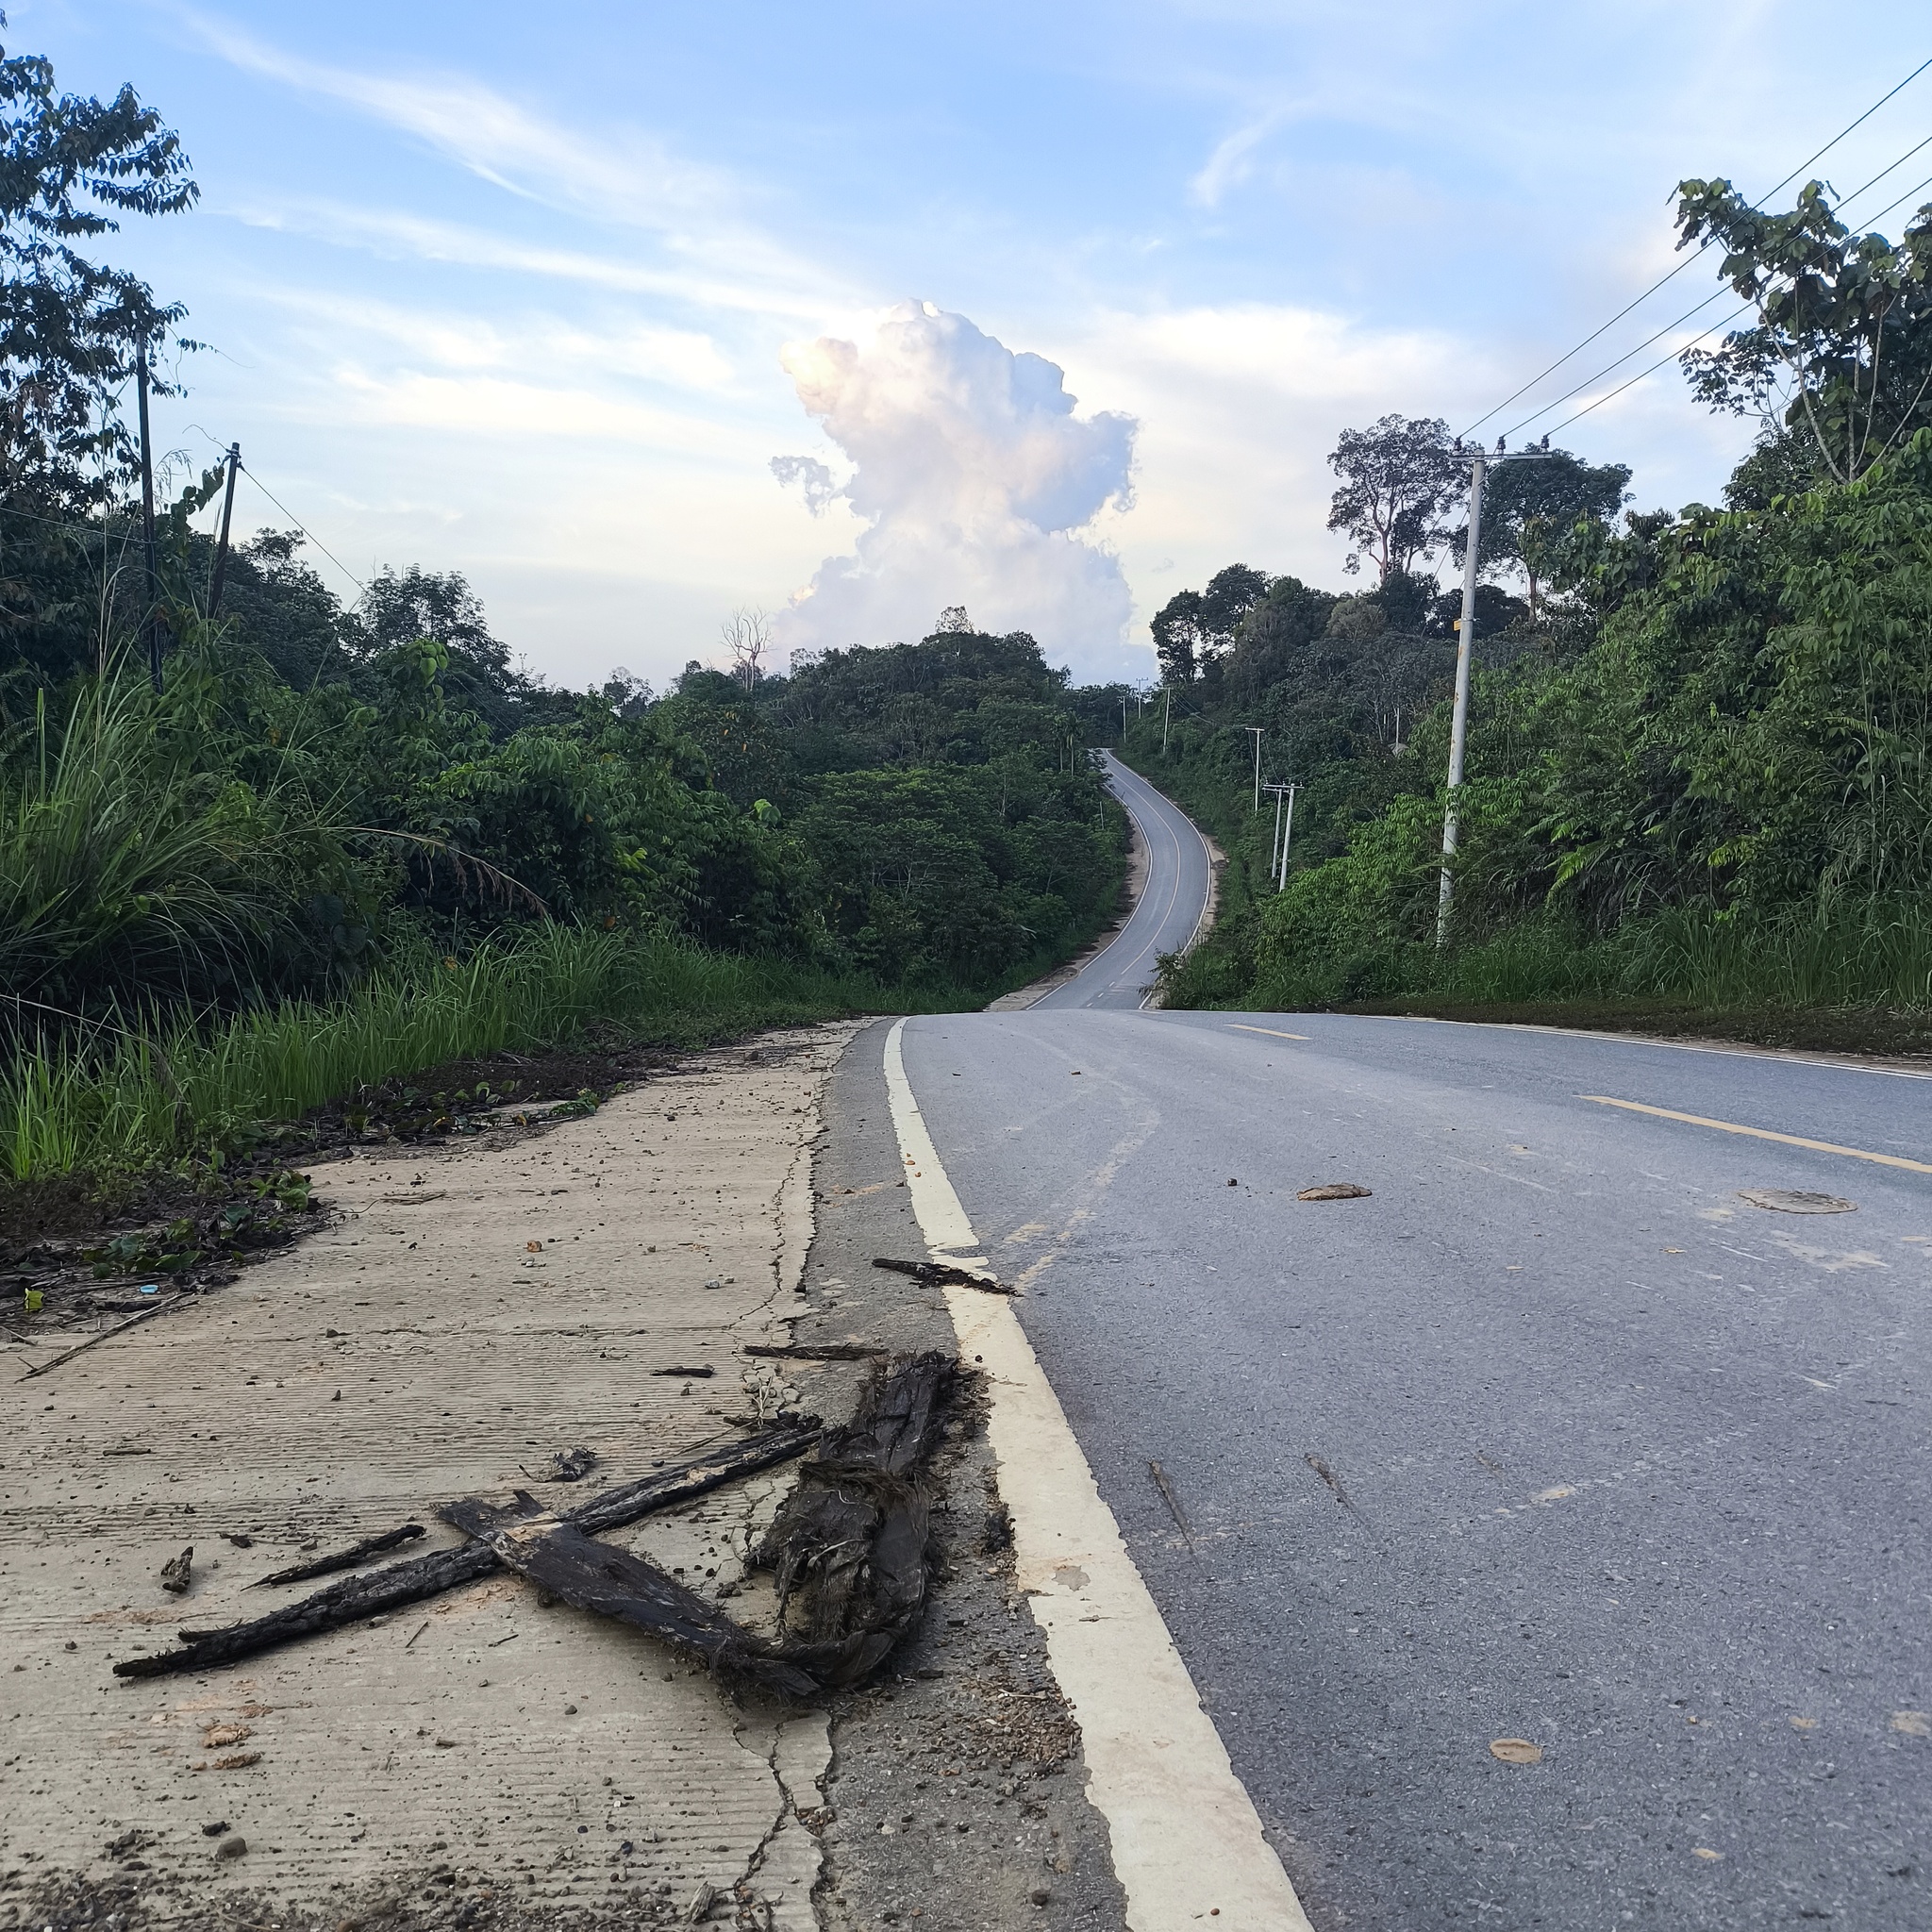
left=2, top=1025, right=862, bottom=1929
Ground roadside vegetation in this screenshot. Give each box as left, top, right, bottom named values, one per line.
left=0, top=28, right=1126, bottom=1193
left=1125, top=176, right=1932, bottom=1053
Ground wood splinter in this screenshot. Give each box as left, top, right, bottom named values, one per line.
left=871, top=1257, right=1016, bottom=1294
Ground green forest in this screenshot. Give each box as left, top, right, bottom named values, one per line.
left=0, top=28, right=1125, bottom=1186
left=1125, top=175, right=1932, bottom=1048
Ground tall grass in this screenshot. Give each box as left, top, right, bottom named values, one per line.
left=1, top=924, right=911, bottom=1183
left=1237, top=900, right=1932, bottom=1017
left=1436, top=902, right=1932, bottom=1010
left=0, top=675, right=332, bottom=1009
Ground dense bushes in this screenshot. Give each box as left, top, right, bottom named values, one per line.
left=1137, top=433, right=1932, bottom=1020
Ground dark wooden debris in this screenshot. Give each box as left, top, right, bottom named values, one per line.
left=651, top=1364, right=715, bottom=1377
left=441, top=1492, right=819, bottom=1702
left=525, top=1446, right=596, bottom=1482
left=250, top=1524, right=425, bottom=1589
left=113, top=1423, right=820, bottom=1679
left=871, top=1257, right=1016, bottom=1294
left=754, top=1351, right=958, bottom=1688
left=743, top=1341, right=883, bottom=1361
left=158, top=1546, right=192, bottom=1595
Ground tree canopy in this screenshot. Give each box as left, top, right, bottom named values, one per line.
left=0, top=12, right=196, bottom=509
left=1325, top=415, right=1464, bottom=578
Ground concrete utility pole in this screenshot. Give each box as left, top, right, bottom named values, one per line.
left=136, top=342, right=163, bottom=693
left=1438, top=455, right=1486, bottom=943
left=1263, top=780, right=1296, bottom=889
left=208, top=442, right=241, bottom=619
left=1161, top=686, right=1171, bottom=755
left=1245, top=726, right=1263, bottom=810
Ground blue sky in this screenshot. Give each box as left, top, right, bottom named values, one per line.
left=14, top=1, right=1931, bottom=685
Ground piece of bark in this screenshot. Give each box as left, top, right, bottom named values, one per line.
left=249, top=1524, right=425, bottom=1588
left=442, top=1491, right=819, bottom=1701
left=755, top=1352, right=957, bottom=1687
left=743, top=1341, right=883, bottom=1361
left=113, top=1424, right=819, bottom=1679
left=650, top=1365, right=715, bottom=1377
left=871, top=1257, right=1015, bottom=1294
left=159, top=1547, right=193, bottom=1595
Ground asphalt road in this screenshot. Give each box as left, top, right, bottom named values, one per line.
left=891, top=982, right=1932, bottom=1922
left=1033, top=753, right=1212, bottom=1010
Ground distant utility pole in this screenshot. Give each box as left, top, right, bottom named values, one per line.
left=1438, top=454, right=1485, bottom=941
left=208, top=441, right=241, bottom=619
left=1161, top=686, right=1171, bottom=755
left=1263, top=781, right=1296, bottom=890
left=1122, top=693, right=1128, bottom=741
left=1439, top=441, right=1556, bottom=944
left=136, top=342, right=162, bottom=692
left=1245, top=726, right=1263, bottom=810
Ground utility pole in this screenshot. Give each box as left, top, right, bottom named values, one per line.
left=1263, top=782, right=1297, bottom=890
left=208, top=441, right=241, bottom=619
left=1438, top=454, right=1486, bottom=944
left=136, top=342, right=163, bottom=692
left=1121, top=692, right=1128, bottom=741
left=1161, top=686, right=1171, bottom=755
left=1245, top=726, right=1263, bottom=810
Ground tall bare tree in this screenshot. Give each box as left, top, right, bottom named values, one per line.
left=720, top=607, right=772, bottom=691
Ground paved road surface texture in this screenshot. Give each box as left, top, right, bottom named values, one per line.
left=882, top=769, right=1931, bottom=1926
left=1032, top=753, right=1212, bottom=1010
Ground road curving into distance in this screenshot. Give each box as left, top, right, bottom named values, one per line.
left=1033, top=751, right=1214, bottom=1010
left=882, top=769, right=1932, bottom=1929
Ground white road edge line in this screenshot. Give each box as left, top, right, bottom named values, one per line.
left=882, top=1018, right=1313, bottom=1932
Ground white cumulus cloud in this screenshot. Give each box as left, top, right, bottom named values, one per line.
left=774, top=302, right=1144, bottom=681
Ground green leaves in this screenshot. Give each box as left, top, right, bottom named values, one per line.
left=1, top=22, right=198, bottom=508
left=1674, top=176, right=1932, bottom=485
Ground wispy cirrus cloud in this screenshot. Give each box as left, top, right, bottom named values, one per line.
left=182, top=7, right=851, bottom=318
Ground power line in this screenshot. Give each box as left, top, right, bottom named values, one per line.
left=1836, top=129, right=1932, bottom=206
left=1537, top=304, right=1752, bottom=440
left=1500, top=153, right=1932, bottom=442
left=1854, top=164, right=1932, bottom=233
left=1499, top=288, right=1732, bottom=441
left=1460, top=53, right=1932, bottom=437
left=235, top=462, right=367, bottom=595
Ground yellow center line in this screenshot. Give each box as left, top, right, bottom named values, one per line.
left=1580, top=1095, right=1932, bottom=1175
left=1230, top=1024, right=1311, bottom=1041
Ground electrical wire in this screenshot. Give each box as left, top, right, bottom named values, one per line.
left=1499, top=158, right=1932, bottom=442
left=1835, top=130, right=1932, bottom=207
left=235, top=462, right=367, bottom=594
left=1460, top=53, right=1932, bottom=438
left=1538, top=304, right=1753, bottom=440
left=1497, top=287, right=1732, bottom=441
